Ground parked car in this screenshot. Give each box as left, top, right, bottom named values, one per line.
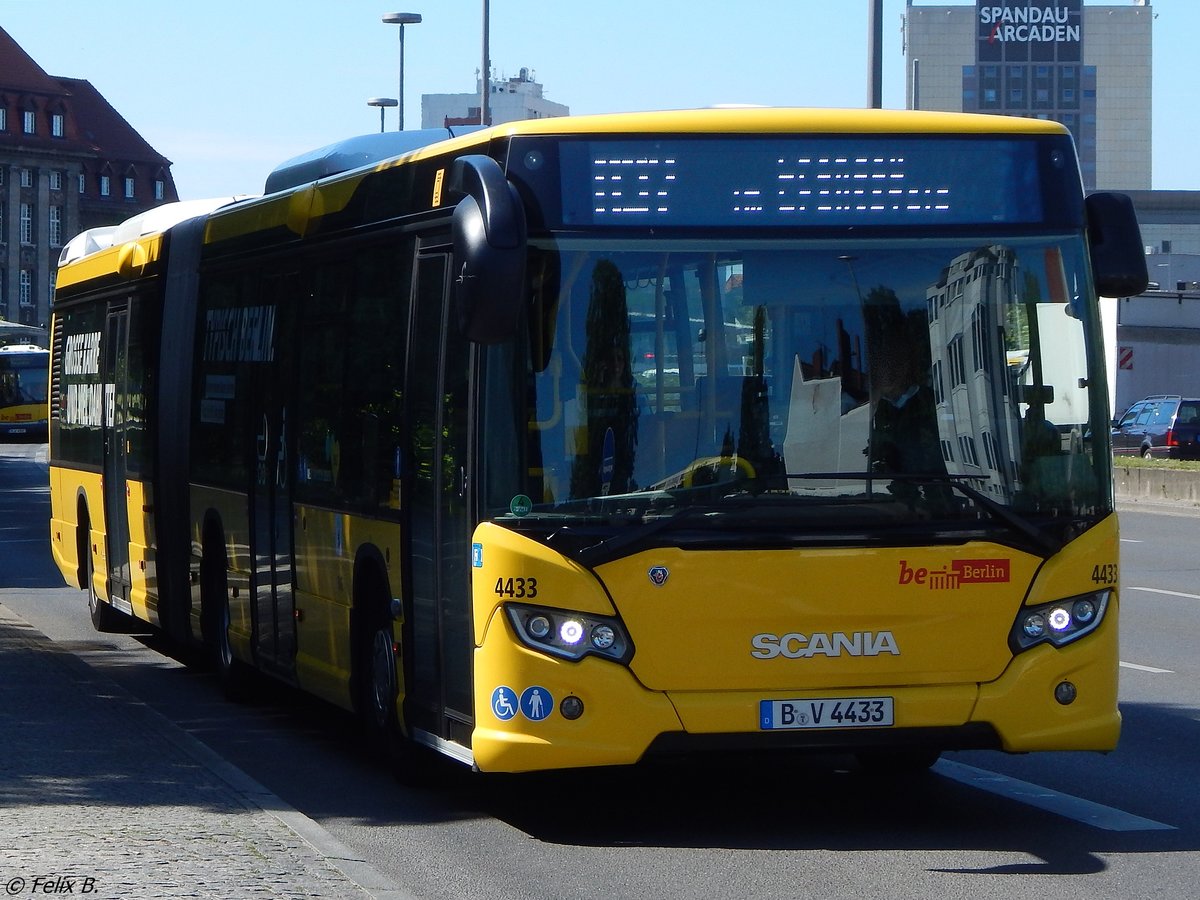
left=1112, top=395, right=1200, bottom=459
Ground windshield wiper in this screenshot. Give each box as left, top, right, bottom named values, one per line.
left=574, top=504, right=725, bottom=569
left=884, top=473, right=1060, bottom=556
left=772, top=471, right=1060, bottom=556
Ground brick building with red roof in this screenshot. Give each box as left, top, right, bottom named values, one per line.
left=0, top=25, right=177, bottom=330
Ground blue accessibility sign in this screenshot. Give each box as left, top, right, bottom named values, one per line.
left=520, top=686, right=553, bottom=721
left=491, top=686, right=519, bottom=720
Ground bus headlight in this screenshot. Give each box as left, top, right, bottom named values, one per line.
left=1010, top=590, right=1110, bottom=652
left=506, top=604, right=632, bottom=663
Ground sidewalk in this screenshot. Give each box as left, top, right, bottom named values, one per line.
left=0, top=604, right=410, bottom=900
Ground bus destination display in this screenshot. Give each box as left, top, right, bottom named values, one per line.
left=558, top=137, right=1046, bottom=228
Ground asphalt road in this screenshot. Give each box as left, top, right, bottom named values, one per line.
left=3, top=439, right=1199, bottom=900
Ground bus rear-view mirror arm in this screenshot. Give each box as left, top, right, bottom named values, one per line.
left=451, top=155, right=528, bottom=344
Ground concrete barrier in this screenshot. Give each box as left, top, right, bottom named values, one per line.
left=1114, top=465, right=1200, bottom=507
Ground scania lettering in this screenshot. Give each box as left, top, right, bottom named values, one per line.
left=751, top=631, right=901, bottom=659
left=48, top=107, right=1146, bottom=775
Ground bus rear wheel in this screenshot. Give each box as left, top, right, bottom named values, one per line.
left=80, top=513, right=123, bottom=633
left=201, top=537, right=252, bottom=700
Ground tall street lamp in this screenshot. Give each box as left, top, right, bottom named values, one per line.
left=382, top=12, right=422, bottom=131
left=367, top=97, right=398, bottom=133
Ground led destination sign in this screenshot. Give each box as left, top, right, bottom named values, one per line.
left=556, top=137, right=1052, bottom=229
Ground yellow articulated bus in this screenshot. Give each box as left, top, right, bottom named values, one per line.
left=49, top=108, right=1148, bottom=774
left=0, top=343, right=50, bottom=438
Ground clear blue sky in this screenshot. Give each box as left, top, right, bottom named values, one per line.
left=3, top=0, right=1193, bottom=198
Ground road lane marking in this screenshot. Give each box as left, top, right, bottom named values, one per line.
left=935, top=760, right=1175, bottom=832
left=1119, top=539, right=1143, bottom=543
left=1126, top=586, right=1200, bottom=601
left=1120, top=661, right=1174, bottom=674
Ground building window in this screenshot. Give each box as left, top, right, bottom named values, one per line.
left=19, top=270, right=32, bottom=307
left=99, top=175, right=111, bottom=196
left=22, top=110, right=35, bottom=134
left=51, top=113, right=64, bottom=137
left=20, top=168, right=33, bottom=188
left=948, top=335, right=966, bottom=388
left=49, top=206, right=62, bottom=247
left=124, top=176, right=135, bottom=199
left=0, top=108, right=6, bottom=131
left=49, top=171, right=62, bottom=191
left=19, top=203, right=32, bottom=244
left=154, top=179, right=164, bottom=201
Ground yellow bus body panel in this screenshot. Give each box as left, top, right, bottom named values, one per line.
left=125, top=478, right=159, bottom=624
left=473, top=611, right=684, bottom=772
left=469, top=516, right=1120, bottom=771
left=55, top=235, right=163, bottom=292
left=48, top=465, right=107, bottom=597
left=292, top=504, right=403, bottom=710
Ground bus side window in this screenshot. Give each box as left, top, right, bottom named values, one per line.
left=339, top=241, right=412, bottom=511
left=295, top=263, right=349, bottom=505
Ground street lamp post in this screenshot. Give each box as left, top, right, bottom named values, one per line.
left=367, top=97, right=398, bottom=133
left=481, top=0, right=490, bottom=126
left=382, top=12, right=422, bottom=131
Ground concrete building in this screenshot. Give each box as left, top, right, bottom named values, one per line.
left=422, top=68, right=568, bottom=128
left=0, top=26, right=177, bottom=331
left=903, top=1, right=1153, bottom=191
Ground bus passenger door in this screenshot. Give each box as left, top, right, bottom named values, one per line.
left=408, top=249, right=476, bottom=749
left=249, top=274, right=298, bottom=676
left=103, top=305, right=133, bottom=614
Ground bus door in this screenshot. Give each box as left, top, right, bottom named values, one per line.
left=248, top=274, right=298, bottom=676
left=102, top=304, right=133, bottom=614
left=408, top=249, right=475, bottom=748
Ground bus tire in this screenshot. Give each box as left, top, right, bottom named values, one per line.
left=352, top=569, right=438, bottom=781
left=201, top=533, right=253, bottom=701
left=355, top=574, right=400, bottom=740
left=80, top=508, right=123, bottom=633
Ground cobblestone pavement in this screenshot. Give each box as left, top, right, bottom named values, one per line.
left=0, top=603, right=410, bottom=900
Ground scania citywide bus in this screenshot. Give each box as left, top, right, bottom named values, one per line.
left=49, top=108, right=1147, bottom=773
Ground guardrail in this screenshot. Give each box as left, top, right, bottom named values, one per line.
left=1114, top=465, right=1200, bottom=506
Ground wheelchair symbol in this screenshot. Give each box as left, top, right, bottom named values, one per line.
left=491, top=686, right=518, bottom=720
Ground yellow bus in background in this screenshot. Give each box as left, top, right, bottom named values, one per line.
left=0, top=343, right=49, bottom=439
left=48, top=108, right=1147, bottom=774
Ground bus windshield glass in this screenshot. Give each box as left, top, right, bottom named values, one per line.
left=0, top=351, right=49, bottom=406
left=482, top=234, right=1107, bottom=555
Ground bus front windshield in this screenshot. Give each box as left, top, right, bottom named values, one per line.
left=482, top=236, right=1110, bottom=557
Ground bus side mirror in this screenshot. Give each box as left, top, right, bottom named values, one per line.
left=1086, top=192, right=1149, bottom=298
left=451, top=155, right=527, bottom=344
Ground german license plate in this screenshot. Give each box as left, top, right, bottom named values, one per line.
left=759, top=697, right=894, bottom=730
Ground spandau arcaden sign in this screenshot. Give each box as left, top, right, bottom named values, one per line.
left=977, top=1, right=1082, bottom=61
